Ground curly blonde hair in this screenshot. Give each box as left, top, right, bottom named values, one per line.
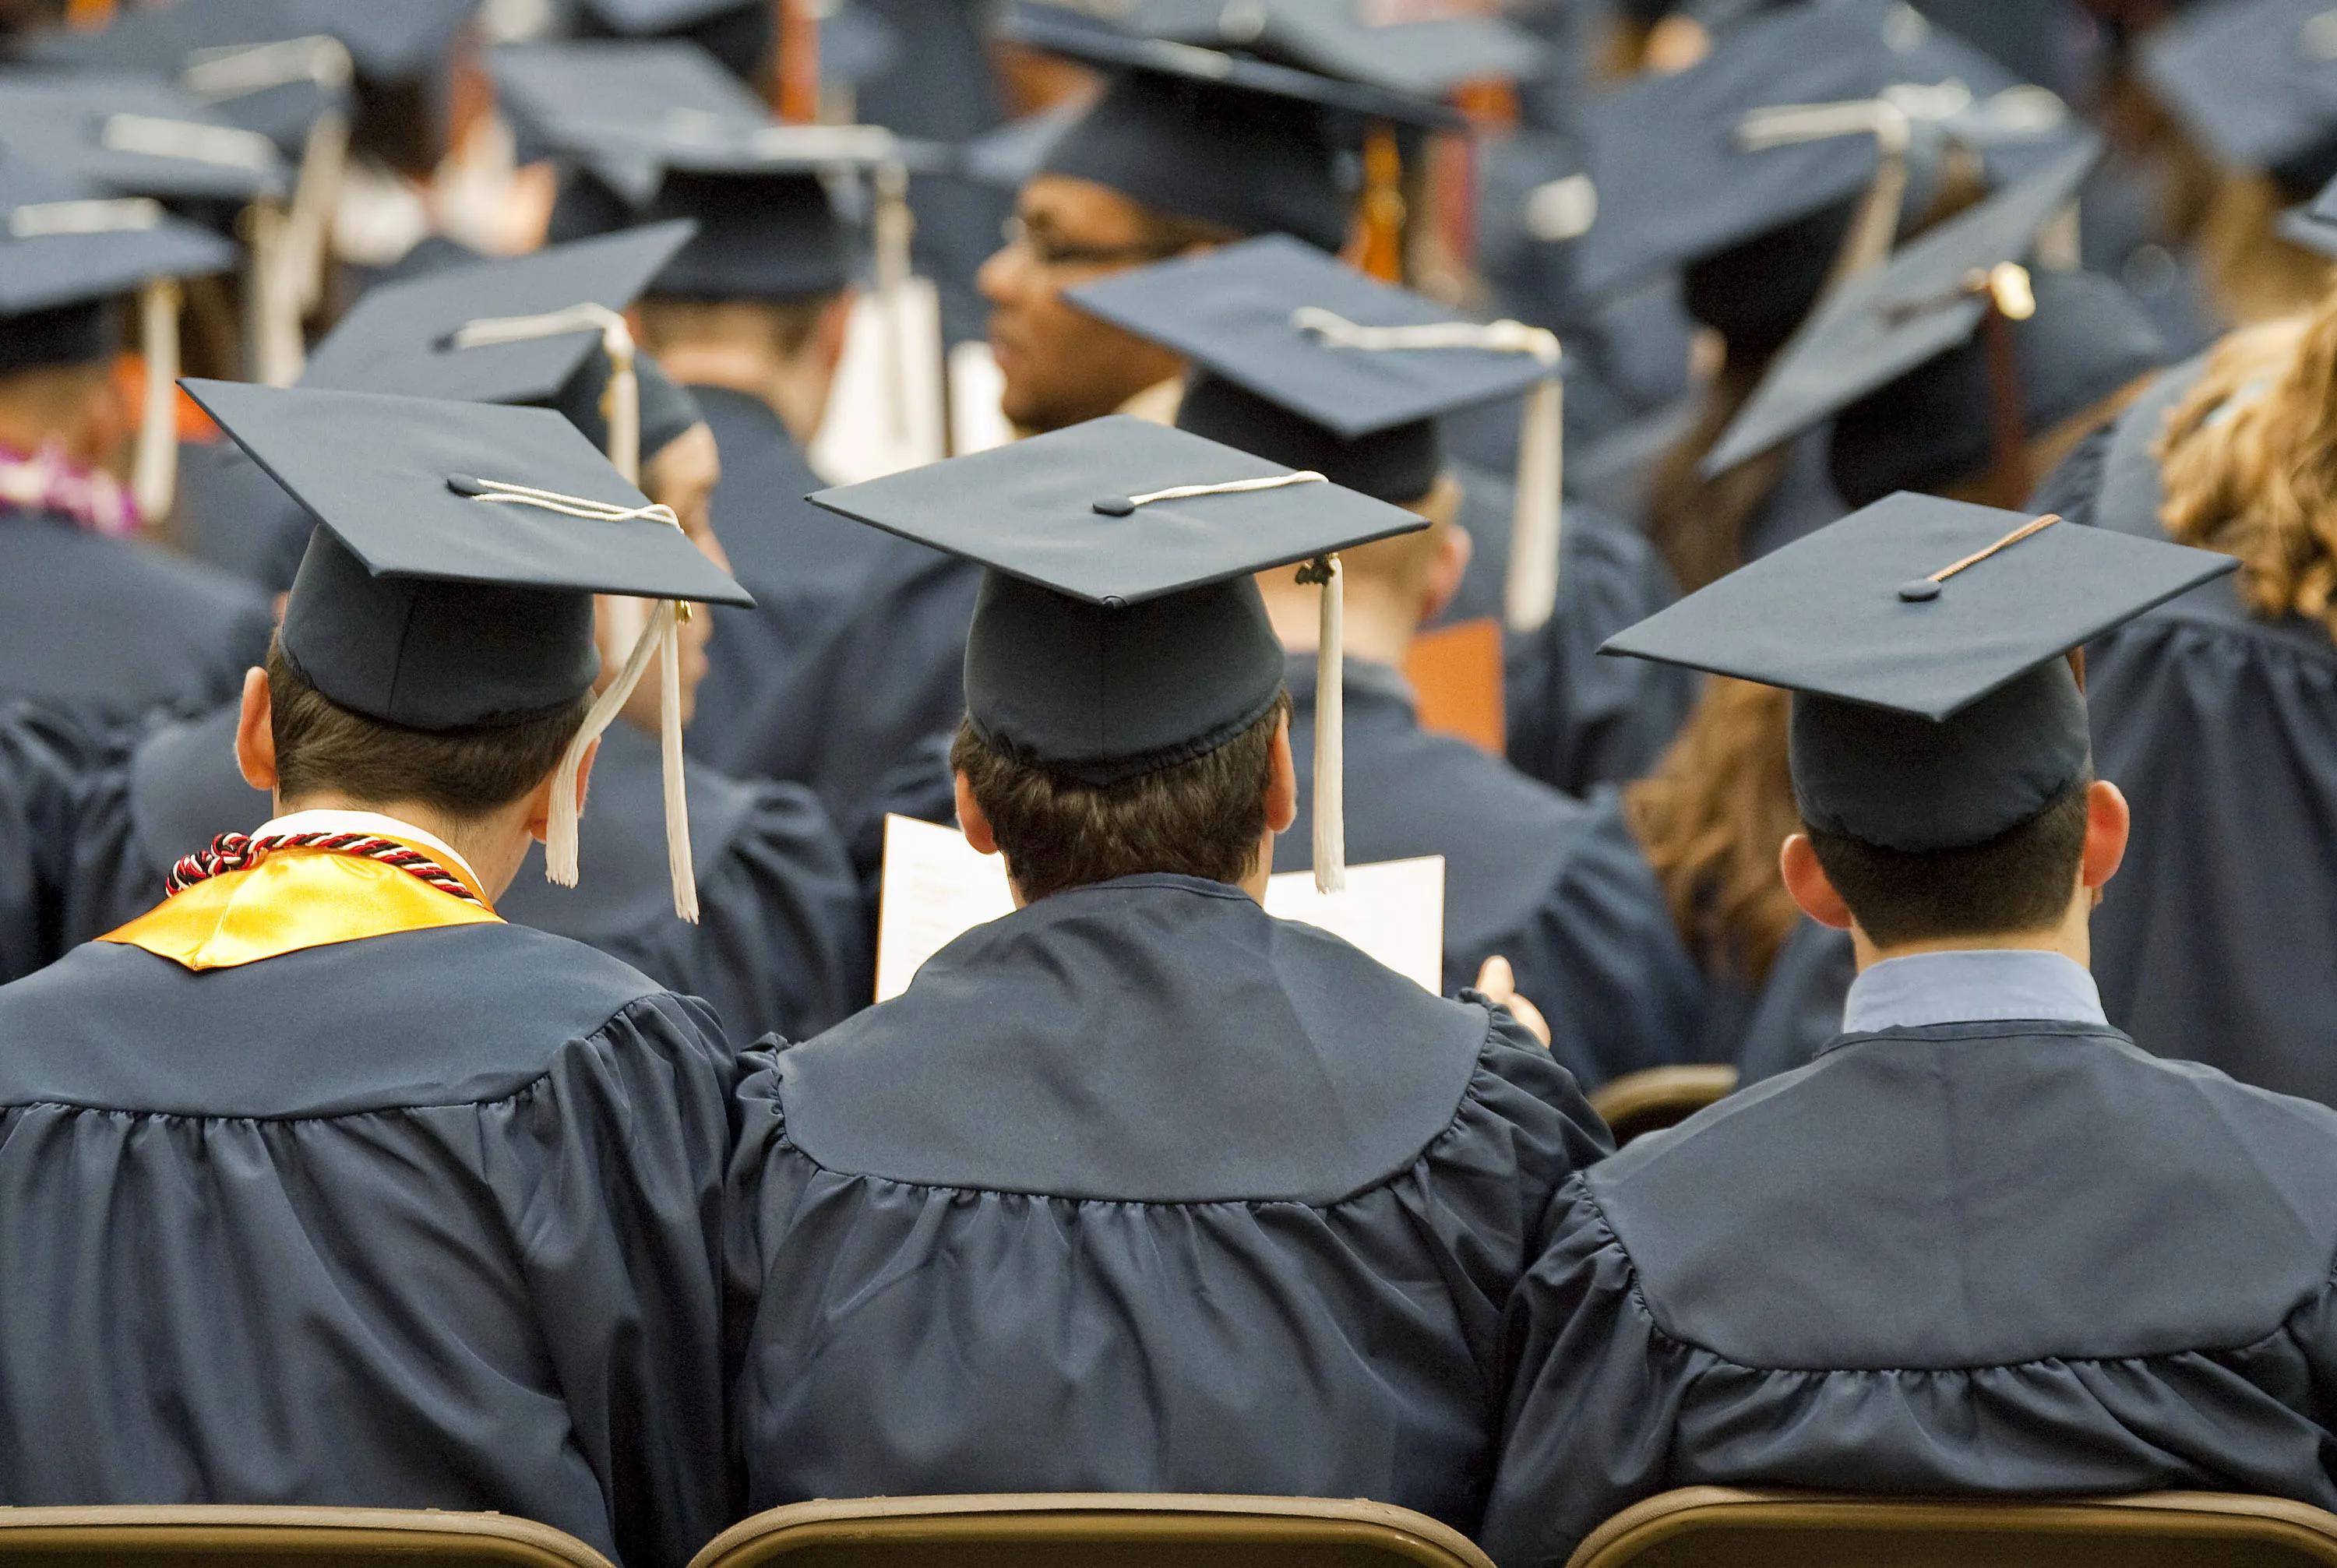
left=2155, top=301, right=2337, bottom=633
left=1621, top=677, right=1803, bottom=985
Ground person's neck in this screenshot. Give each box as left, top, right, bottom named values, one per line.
left=656, top=342, right=830, bottom=445
left=271, top=791, right=530, bottom=900
left=1261, top=578, right=1415, bottom=671
left=1852, top=905, right=2092, bottom=974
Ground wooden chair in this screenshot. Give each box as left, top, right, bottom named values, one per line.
left=1567, top=1486, right=2337, bottom=1568
left=689, top=1494, right=1494, bottom=1568
left=0, top=1504, right=615, bottom=1566
left=1587, top=1065, right=1739, bottom=1144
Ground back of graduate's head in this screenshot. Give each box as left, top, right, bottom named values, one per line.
left=259, top=634, right=593, bottom=822
left=0, top=301, right=132, bottom=472
left=1778, top=662, right=2130, bottom=956
left=950, top=688, right=1295, bottom=904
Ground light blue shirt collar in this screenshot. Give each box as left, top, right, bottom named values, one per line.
left=1842, top=949, right=2108, bottom=1034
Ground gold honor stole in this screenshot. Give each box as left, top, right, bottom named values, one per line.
left=100, top=843, right=501, bottom=971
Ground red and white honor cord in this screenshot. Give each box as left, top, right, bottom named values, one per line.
left=165, top=830, right=484, bottom=906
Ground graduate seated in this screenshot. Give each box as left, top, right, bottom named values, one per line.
left=0, top=385, right=749, bottom=1568
left=0, top=168, right=273, bottom=730
left=2038, top=221, right=2337, bottom=1108
left=1476, top=495, right=2337, bottom=1566
left=727, top=418, right=1610, bottom=1534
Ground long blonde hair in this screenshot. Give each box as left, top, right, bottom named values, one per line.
left=1622, top=677, right=1803, bottom=985
left=2155, top=300, right=2337, bottom=633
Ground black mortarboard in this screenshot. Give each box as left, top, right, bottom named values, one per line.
left=0, top=70, right=287, bottom=204
left=29, top=2, right=353, bottom=155
left=1065, top=234, right=1568, bottom=629
left=1705, top=135, right=2103, bottom=476
left=501, top=44, right=919, bottom=298
left=1123, top=0, right=1547, bottom=98
left=1601, top=494, right=2237, bottom=851
left=2280, top=168, right=2337, bottom=254
left=1828, top=268, right=2166, bottom=506
left=1574, top=0, right=2081, bottom=298
left=298, top=221, right=693, bottom=404
left=185, top=378, right=749, bottom=916
left=808, top=414, right=1427, bottom=886
left=569, top=0, right=897, bottom=88
left=0, top=167, right=237, bottom=370
left=999, top=2, right=1455, bottom=253
left=2143, top=0, right=2337, bottom=196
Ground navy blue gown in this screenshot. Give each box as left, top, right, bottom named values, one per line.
left=0, top=509, right=273, bottom=728
left=1482, top=1024, right=2337, bottom=1566
left=727, top=872, right=1612, bottom=1531
left=0, top=922, right=735, bottom=1568
left=0, top=702, right=85, bottom=982
left=2049, top=361, right=2337, bottom=1107
left=174, top=438, right=315, bottom=594
left=62, top=703, right=869, bottom=1040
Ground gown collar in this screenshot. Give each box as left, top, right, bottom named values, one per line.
left=1842, top=949, right=2107, bottom=1035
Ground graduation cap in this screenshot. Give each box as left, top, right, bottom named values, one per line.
left=1066, top=234, right=1566, bottom=632
left=1828, top=267, right=2166, bottom=506
left=1704, top=134, right=2103, bottom=499
left=0, top=71, right=288, bottom=205
left=569, top=0, right=899, bottom=90
left=1123, top=0, right=1548, bottom=99
left=30, top=1, right=355, bottom=155
left=0, top=164, right=239, bottom=525
left=299, top=220, right=696, bottom=481
left=182, top=378, right=751, bottom=920
left=1600, top=493, right=2238, bottom=851
left=808, top=414, right=1427, bottom=891
left=996, top=1, right=1457, bottom=254
left=503, top=42, right=928, bottom=299
left=1573, top=0, right=2081, bottom=301
left=2142, top=0, right=2337, bottom=196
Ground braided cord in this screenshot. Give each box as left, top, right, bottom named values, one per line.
left=166, top=831, right=484, bottom=906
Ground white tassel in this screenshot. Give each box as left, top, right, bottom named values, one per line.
left=245, top=200, right=305, bottom=387
left=607, top=326, right=640, bottom=487
left=132, top=277, right=181, bottom=523
left=660, top=607, right=698, bottom=923
left=1505, top=351, right=1564, bottom=634
left=548, top=597, right=676, bottom=888
left=874, top=158, right=914, bottom=446
left=1311, top=555, right=1345, bottom=895
left=283, top=108, right=349, bottom=316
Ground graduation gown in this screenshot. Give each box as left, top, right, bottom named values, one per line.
left=0, top=866, right=735, bottom=1568
left=0, top=509, right=273, bottom=728
left=728, top=872, right=1613, bottom=1530
left=62, top=703, right=869, bottom=1041
left=1481, top=1024, right=2337, bottom=1567
left=0, top=703, right=82, bottom=982
left=684, top=386, right=982, bottom=826
left=1496, top=495, right=1699, bottom=794
left=2061, top=361, right=2337, bottom=1105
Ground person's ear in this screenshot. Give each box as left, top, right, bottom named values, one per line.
left=1779, top=832, right=1854, bottom=930
left=234, top=664, right=278, bottom=793
left=1264, top=712, right=1299, bottom=834
left=954, top=771, right=999, bottom=855
left=1419, top=522, right=1473, bottom=626
left=817, top=289, right=858, bottom=372
left=524, top=738, right=599, bottom=844
left=2081, top=778, right=2130, bottom=892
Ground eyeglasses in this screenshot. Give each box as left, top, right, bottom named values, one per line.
left=999, top=214, right=1167, bottom=270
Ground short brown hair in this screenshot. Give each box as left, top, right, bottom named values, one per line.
left=1807, top=780, right=2092, bottom=948
left=950, top=691, right=1290, bottom=902
left=267, top=640, right=590, bottom=819
left=636, top=294, right=837, bottom=361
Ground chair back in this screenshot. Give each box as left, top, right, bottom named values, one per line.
left=690, top=1494, right=1494, bottom=1568
left=0, top=1504, right=615, bottom=1567
left=1567, top=1487, right=2337, bottom=1568
left=1587, top=1065, right=1738, bottom=1143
